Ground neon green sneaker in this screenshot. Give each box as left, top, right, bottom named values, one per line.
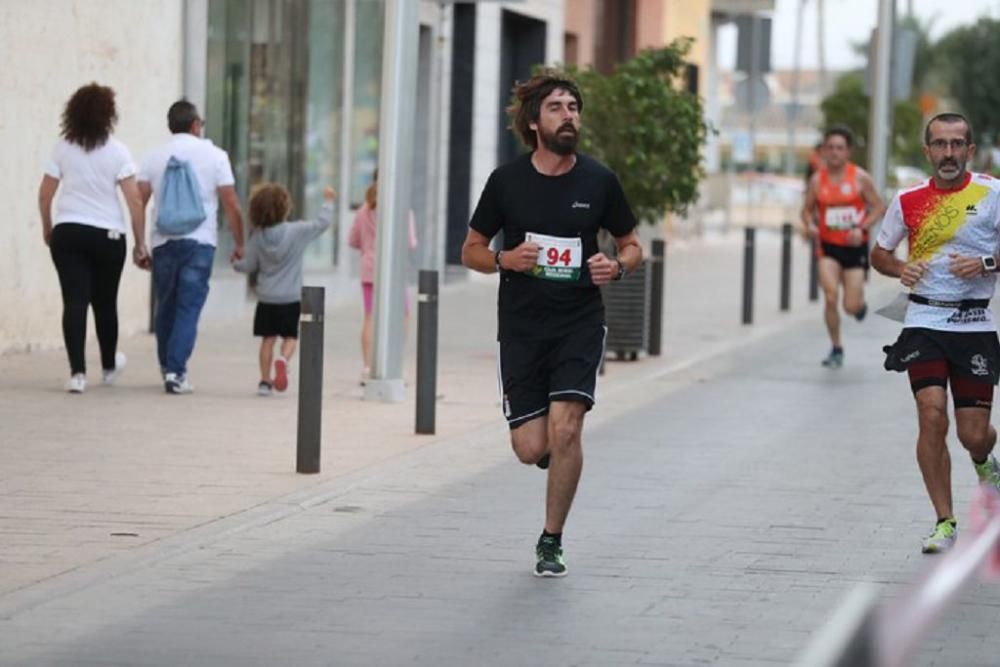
left=534, top=536, right=567, bottom=577
left=921, top=519, right=957, bottom=554
left=974, top=455, right=1000, bottom=494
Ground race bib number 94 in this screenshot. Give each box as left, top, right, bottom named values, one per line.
left=826, top=206, right=860, bottom=230
left=526, top=232, right=582, bottom=281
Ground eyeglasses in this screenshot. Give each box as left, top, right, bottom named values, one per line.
left=928, top=138, right=968, bottom=151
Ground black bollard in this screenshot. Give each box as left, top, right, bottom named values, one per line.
left=742, top=227, right=755, bottom=325
left=780, top=222, right=792, bottom=312
left=647, top=239, right=666, bottom=356
left=415, top=270, right=438, bottom=435
left=809, top=236, right=819, bottom=302
left=296, top=286, right=325, bottom=474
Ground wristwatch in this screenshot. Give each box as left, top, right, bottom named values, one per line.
left=495, top=250, right=504, bottom=272
left=614, top=258, right=626, bottom=281
left=982, top=255, right=997, bottom=273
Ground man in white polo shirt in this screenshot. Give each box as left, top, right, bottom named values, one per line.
left=137, top=100, right=244, bottom=394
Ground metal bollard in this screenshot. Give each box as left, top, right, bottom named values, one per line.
left=296, top=286, right=325, bottom=474
left=809, top=237, right=819, bottom=302
left=780, top=222, right=792, bottom=312
left=647, top=239, right=666, bottom=356
left=415, top=270, right=438, bottom=435
left=742, top=227, right=755, bottom=325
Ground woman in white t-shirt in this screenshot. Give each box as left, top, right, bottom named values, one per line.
left=37, top=83, right=145, bottom=393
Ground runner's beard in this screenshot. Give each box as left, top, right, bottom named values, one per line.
left=935, top=157, right=965, bottom=182
left=540, top=125, right=578, bottom=156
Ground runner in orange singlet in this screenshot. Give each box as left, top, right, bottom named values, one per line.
left=801, top=125, right=886, bottom=367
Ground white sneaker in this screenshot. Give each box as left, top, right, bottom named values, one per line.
left=65, top=373, right=86, bottom=394
left=164, top=372, right=195, bottom=395
left=102, top=352, right=127, bottom=385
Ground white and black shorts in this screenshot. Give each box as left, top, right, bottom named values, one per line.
left=497, top=324, right=607, bottom=429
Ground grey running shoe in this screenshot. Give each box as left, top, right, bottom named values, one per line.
left=257, top=381, right=273, bottom=397
left=855, top=302, right=868, bottom=322
left=921, top=519, right=957, bottom=554
left=534, top=535, right=567, bottom=577
left=821, top=348, right=844, bottom=368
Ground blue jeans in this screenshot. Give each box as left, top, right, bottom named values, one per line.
left=153, top=240, right=214, bottom=376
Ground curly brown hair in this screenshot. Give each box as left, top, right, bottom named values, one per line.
left=506, top=71, right=583, bottom=150
left=249, top=183, right=292, bottom=228
left=61, top=83, right=118, bottom=151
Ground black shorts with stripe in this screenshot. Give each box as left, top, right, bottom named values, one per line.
left=883, top=327, right=1000, bottom=408
left=498, top=324, right=607, bottom=429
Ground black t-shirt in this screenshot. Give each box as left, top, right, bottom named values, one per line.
left=469, top=152, right=638, bottom=341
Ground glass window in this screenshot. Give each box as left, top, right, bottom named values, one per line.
left=303, top=0, right=345, bottom=267
left=206, top=0, right=251, bottom=264
left=206, top=0, right=346, bottom=268
left=350, top=0, right=384, bottom=208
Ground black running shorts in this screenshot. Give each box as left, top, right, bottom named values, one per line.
left=883, top=327, right=1000, bottom=408
left=253, top=301, right=301, bottom=339
left=820, top=241, right=868, bottom=271
left=498, top=324, right=607, bottom=429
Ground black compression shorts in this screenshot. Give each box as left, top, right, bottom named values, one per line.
left=883, top=327, right=1000, bottom=408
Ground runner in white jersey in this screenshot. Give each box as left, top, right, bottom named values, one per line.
left=872, top=112, right=1000, bottom=554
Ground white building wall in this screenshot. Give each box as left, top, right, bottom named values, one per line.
left=0, top=1, right=184, bottom=355
left=468, top=0, right=564, bottom=217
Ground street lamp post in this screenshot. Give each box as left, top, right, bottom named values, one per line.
left=868, top=0, right=894, bottom=196
left=366, top=0, right=420, bottom=402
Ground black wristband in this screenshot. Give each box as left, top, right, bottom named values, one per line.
left=614, top=258, right=626, bottom=281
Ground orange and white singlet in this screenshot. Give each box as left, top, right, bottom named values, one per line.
left=816, top=162, right=867, bottom=246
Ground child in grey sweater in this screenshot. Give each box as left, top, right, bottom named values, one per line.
left=233, top=184, right=335, bottom=395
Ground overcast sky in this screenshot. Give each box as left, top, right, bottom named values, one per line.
left=718, top=0, right=1000, bottom=71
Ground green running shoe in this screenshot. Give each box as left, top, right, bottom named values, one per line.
left=821, top=348, right=844, bottom=368
left=974, top=455, right=1000, bottom=494
left=921, top=519, right=957, bottom=554
left=534, top=535, right=567, bottom=577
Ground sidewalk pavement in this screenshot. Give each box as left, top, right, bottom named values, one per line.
left=0, top=230, right=883, bottom=598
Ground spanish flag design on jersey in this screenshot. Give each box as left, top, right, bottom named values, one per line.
left=903, top=174, right=991, bottom=261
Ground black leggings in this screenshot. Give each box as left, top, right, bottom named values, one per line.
left=49, top=223, right=126, bottom=375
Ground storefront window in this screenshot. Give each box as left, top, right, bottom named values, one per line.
left=350, top=1, right=384, bottom=208
left=206, top=0, right=347, bottom=268
left=303, top=0, right=345, bottom=266
left=206, top=0, right=251, bottom=264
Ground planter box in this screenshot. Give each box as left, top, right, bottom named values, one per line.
left=601, top=260, right=650, bottom=361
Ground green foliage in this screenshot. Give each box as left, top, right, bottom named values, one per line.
left=819, top=72, right=924, bottom=168
left=558, top=40, right=709, bottom=223
left=935, top=18, right=1000, bottom=144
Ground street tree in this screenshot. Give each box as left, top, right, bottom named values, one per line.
left=563, top=39, right=710, bottom=223
left=934, top=18, right=1000, bottom=145
left=819, top=72, right=923, bottom=169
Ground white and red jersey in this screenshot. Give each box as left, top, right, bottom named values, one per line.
left=877, top=172, right=1000, bottom=332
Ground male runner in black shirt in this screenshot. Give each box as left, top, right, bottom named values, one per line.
left=462, top=72, right=642, bottom=577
